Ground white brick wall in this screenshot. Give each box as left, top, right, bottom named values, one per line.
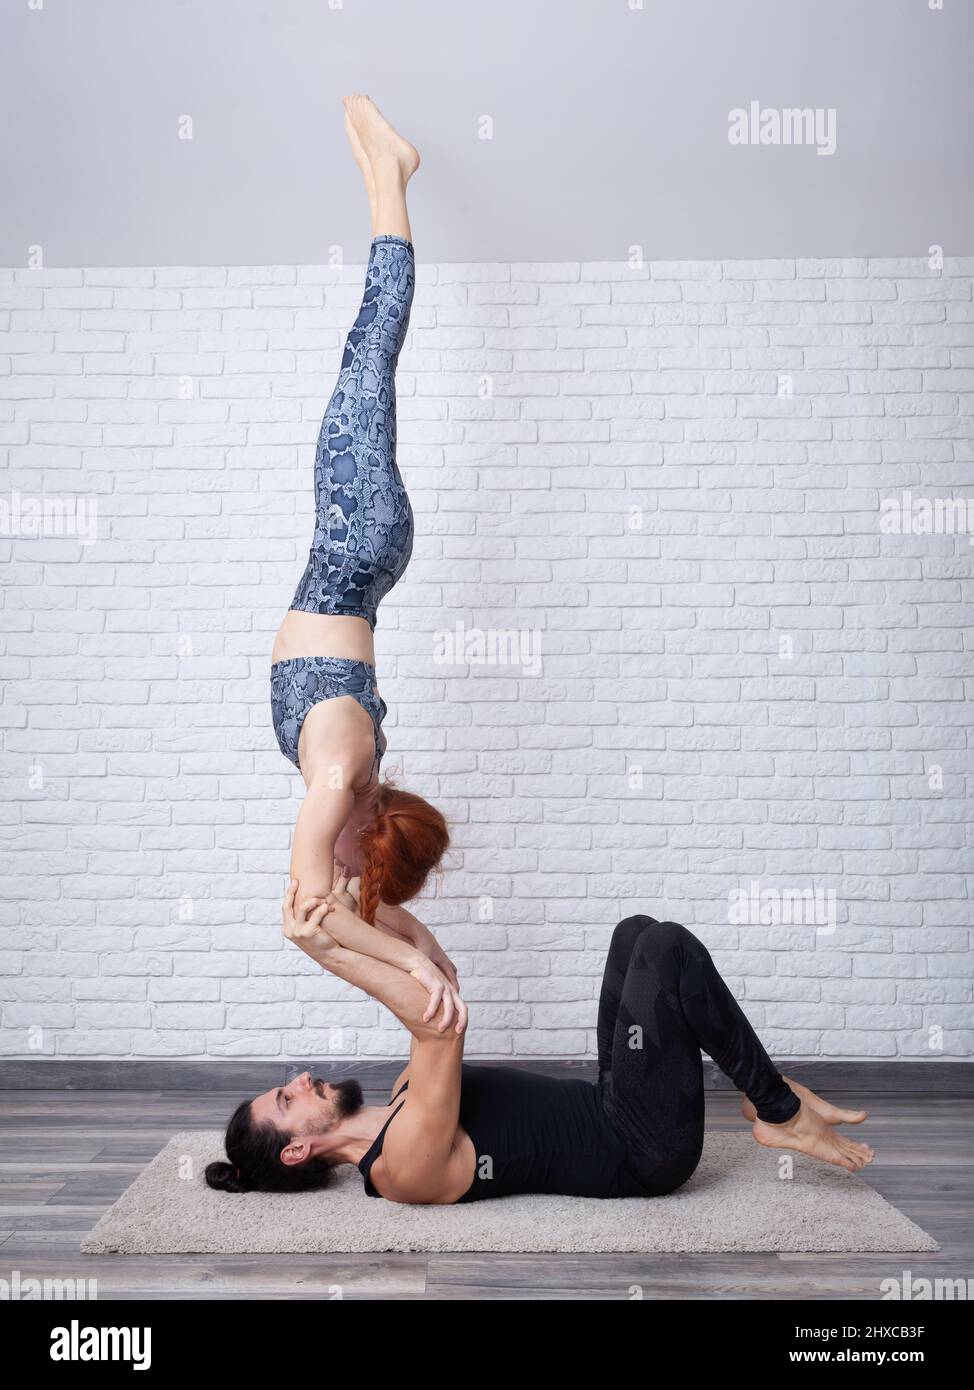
left=1, top=255, right=972, bottom=1062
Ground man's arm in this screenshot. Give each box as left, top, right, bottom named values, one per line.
left=322, top=925, right=464, bottom=1203
left=379, top=1030, right=464, bottom=1203
left=283, top=890, right=466, bottom=1202
left=318, top=933, right=466, bottom=1202
left=388, top=1036, right=419, bottom=1100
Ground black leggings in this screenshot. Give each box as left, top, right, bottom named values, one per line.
left=598, top=916, right=801, bottom=1195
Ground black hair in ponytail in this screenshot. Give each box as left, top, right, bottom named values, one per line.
left=205, top=1098, right=334, bottom=1194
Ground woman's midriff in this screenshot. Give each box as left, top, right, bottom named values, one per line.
left=271, top=611, right=376, bottom=667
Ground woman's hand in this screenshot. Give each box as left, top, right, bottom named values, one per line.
left=281, top=881, right=337, bottom=959
left=330, top=865, right=360, bottom=911
left=427, top=942, right=460, bottom=992
left=408, top=956, right=468, bottom=1036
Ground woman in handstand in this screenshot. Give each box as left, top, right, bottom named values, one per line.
left=271, top=96, right=462, bottom=1027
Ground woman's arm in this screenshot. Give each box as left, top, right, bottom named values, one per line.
left=289, top=713, right=375, bottom=904
left=305, top=885, right=427, bottom=976
left=334, top=873, right=459, bottom=989
left=290, top=751, right=423, bottom=975
left=374, top=901, right=424, bottom=940
left=290, top=795, right=419, bottom=967
left=283, top=885, right=467, bottom=1035
left=374, top=901, right=459, bottom=989
left=291, top=871, right=463, bottom=1021
left=289, top=773, right=353, bottom=904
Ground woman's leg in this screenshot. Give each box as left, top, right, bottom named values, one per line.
left=602, top=918, right=801, bottom=1193
left=285, top=99, right=420, bottom=906
left=343, top=94, right=419, bottom=240
left=291, top=98, right=418, bottom=623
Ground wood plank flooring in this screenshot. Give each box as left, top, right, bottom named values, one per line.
left=0, top=1088, right=969, bottom=1300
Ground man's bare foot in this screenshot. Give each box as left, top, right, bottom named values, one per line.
left=342, top=94, right=420, bottom=184
left=752, top=1100, right=875, bottom=1172
left=742, top=1076, right=873, bottom=1172
left=740, top=1075, right=868, bottom=1127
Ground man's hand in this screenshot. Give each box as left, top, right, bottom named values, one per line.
left=282, top=880, right=337, bottom=959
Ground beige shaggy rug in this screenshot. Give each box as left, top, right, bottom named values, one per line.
left=80, top=1129, right=938, bottom=1255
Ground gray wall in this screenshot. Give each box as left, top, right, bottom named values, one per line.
left=2, top=0, right=972, bottom=266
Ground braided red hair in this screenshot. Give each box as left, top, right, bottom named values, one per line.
left=357, top=783, right=449, bottom=924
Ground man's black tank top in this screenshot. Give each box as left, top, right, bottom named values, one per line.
left=358, top=1062, right=647, bottom=1202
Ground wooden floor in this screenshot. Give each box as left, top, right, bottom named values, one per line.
left=0, top=1087, right=970, bottom=1300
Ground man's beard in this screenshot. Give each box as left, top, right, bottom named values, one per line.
left=320, top=1077, right=364, bottom=1119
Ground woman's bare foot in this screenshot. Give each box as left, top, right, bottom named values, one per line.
left=344, top=112, right=377, bottom=230
left=342, top=94, right=420, bottom=184
left=740, top=1075, right=868, bottom=1127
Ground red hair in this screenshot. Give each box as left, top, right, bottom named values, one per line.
left=358, top=783, right=450, bottom=925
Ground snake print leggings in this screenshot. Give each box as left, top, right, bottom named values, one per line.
left=270, top=237, right=415, bottom=771
left=597, top=915, right=800, bottom=1195
left=289, top=234, right=416, bottom=628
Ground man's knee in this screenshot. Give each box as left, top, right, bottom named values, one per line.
left=631, top=917, right=703, bottom=964
left=650, top=919, right=688, bottom=947
left=611, top=915, right=711, bottom=969
left=609, top=914, right=661, bottom=960
left=613, top=913, right=659, bottom=936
